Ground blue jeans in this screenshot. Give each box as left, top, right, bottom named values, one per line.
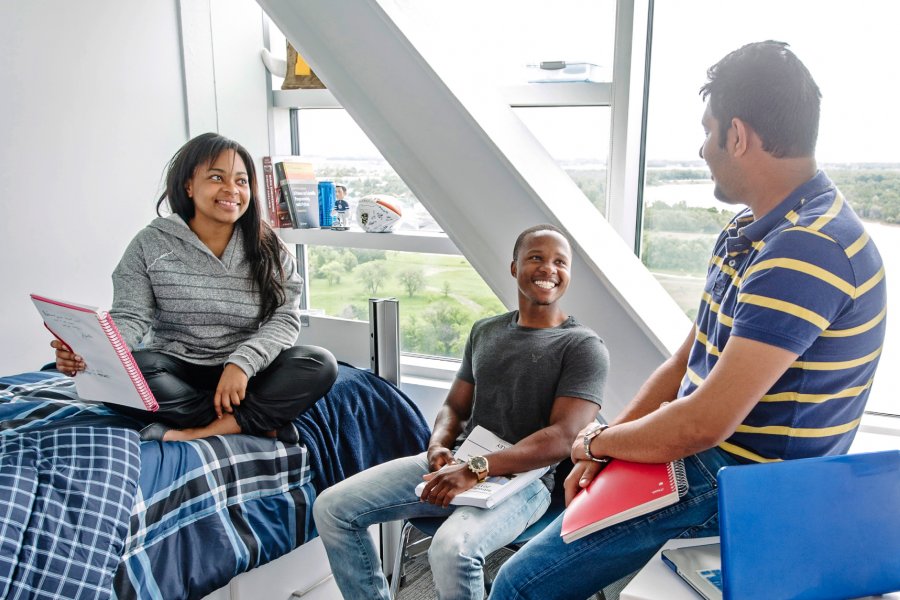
left=313, top=451, right=551, bottom=600
left=488, top=447, right=741, bottom=600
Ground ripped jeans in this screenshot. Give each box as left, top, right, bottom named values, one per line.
left=313, top=451, right=551, bottom=600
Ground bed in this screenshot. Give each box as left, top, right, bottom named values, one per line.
left=0, top=363, right=431, bottom=600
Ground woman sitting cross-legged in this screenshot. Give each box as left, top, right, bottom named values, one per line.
left=51, top=132, right=337, bottom=443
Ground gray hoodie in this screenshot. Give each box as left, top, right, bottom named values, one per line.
left=110, top=214, right=302, bottom=377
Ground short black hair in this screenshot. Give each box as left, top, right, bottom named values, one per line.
left=513, top=224, right=569, bottom=261
left=700, top=40, right=821, bottom=158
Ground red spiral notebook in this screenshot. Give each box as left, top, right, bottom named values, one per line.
left=561, top=458, right=687, bottom=543
left=31, top=294, right=158, bottom=411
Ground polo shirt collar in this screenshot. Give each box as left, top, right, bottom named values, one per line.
left=726, top=170, right=832, bottom=253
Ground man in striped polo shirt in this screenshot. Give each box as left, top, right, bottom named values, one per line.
left=489, top=41, right=887, bottom=600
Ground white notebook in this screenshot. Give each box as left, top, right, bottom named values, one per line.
left=415, top=425, right=549, bottom=509
left=31, top=294, right=158, bottom=411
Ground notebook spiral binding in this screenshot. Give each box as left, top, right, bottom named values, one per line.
left=671, top=459, right=689, bottom=497
left=98, top=311, right=157, bottom=411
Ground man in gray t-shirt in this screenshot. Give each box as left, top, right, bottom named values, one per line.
left=313, top=224, right=609, bottom=600
left=458, top=311, right=607, bottom=491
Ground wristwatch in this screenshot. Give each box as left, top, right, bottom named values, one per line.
left=583, top=424, right=609, bottom=463
left=466, top=455, right=490, bottom=482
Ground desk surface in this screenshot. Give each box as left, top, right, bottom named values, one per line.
left=620, top=537, right=900, bottom=600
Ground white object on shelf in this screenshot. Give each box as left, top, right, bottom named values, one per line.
left=357, top=195, right=402, bottom=233
left=260, top=48, right=287, bottom=78
left=526, top=61, right=607, bottom=83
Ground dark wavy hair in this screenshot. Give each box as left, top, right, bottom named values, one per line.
left=512, top=223, right=570, bottom=261
left=155, top=133, right=287, bottom=322
left=700, top=41, right=821, bottom=158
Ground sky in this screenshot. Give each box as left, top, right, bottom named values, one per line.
left=288, top=0, right=899, bottom=165
left=645, top=1, right=900, bottom=164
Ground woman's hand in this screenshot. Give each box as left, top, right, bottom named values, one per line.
left=51, top=340, right=84, bottom=376
left=420, top=462, right=478, bottom=508
left=214, top=364, right=249, bottom=418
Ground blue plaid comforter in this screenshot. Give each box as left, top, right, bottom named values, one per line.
left=0, top=366, right=430, bottom=600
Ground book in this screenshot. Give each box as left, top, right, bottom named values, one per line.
left=560, top=458, right=687, bottom=543
left=30, top=294, right=159, bottom=411
left=274, top=159, right=320, bottom=228
left=414, top=425, right=550, bottom=509
left=261, top=156, right=293, bottom=228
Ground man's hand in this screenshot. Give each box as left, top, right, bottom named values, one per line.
left=419, top=462, right=478, bottom=508
left=427, top=446, right=456, bottom=472
left=214, top=364, right=249, bottom=418
left=564, top=460, right=605, bottom=506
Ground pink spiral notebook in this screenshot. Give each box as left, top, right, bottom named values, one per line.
left=561, top=459, right=687, bottom=543
left=31, top=293, right=158, bottom=411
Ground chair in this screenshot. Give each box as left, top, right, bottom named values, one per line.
left=388, top=472, right=568, bottom=599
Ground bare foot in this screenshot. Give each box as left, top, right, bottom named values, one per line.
left=169, top=413, right=242, bottom=441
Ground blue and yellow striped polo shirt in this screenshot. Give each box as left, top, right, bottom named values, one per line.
left=679, top=171, right=887, bottom=463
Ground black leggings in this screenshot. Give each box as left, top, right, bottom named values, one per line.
left=111, top=346, right=338, bottom=436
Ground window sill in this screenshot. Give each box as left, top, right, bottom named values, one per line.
left=401, top=353, right=459, bottom=381
left=860, top=412, right=900, bottom=438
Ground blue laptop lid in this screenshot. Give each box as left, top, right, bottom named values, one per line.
left=717, top=450, right=900, bottom=600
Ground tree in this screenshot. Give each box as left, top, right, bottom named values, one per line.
left=340, top=250, right=358, bottom=272
left=423, top=302, right=471, bottom=356
left=308, top=246, right=342, bottom=278
left=321, top=261, right=344, bottom=286
left=352, top=249, right=387, bottom=265
left=397, top=267, right=425, bottom=298
left=442, top=280, right=451, bottom=297
left=357, top=261, right=388, bottom=296
left=401, top=314, right=426, bottom=353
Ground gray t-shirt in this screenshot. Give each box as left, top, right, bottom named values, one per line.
left=457, top=311, right=609, bottom=488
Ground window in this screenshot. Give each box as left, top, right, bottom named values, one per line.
left=395, top=0, right=616, bottom=217
left=391, top=0, right=616, bottom=88
left=640, top=0, right=900, bottom=415
left=267, top=4, right=618, bottom=361
left=514, top=107, right=610, bottom=215
left=290, top=109, right=441, bottom=232
left=308, top=247, right=504, bottom=358
left=277, top=107, right=503, bottom=360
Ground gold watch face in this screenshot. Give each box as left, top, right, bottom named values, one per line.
left=468, top=456, right=488, bottom=472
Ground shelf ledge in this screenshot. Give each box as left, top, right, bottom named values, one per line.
left=277, top=227, right=460, bottom=255
left=273, top=81, right=612, bottom=110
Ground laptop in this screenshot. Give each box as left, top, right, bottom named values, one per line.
left=661, top=450, right=900, bottom=600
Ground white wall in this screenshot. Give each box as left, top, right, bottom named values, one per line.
left=0, top=0, right=271, bottom=374
left=0, top=1, right=187, bottom=373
